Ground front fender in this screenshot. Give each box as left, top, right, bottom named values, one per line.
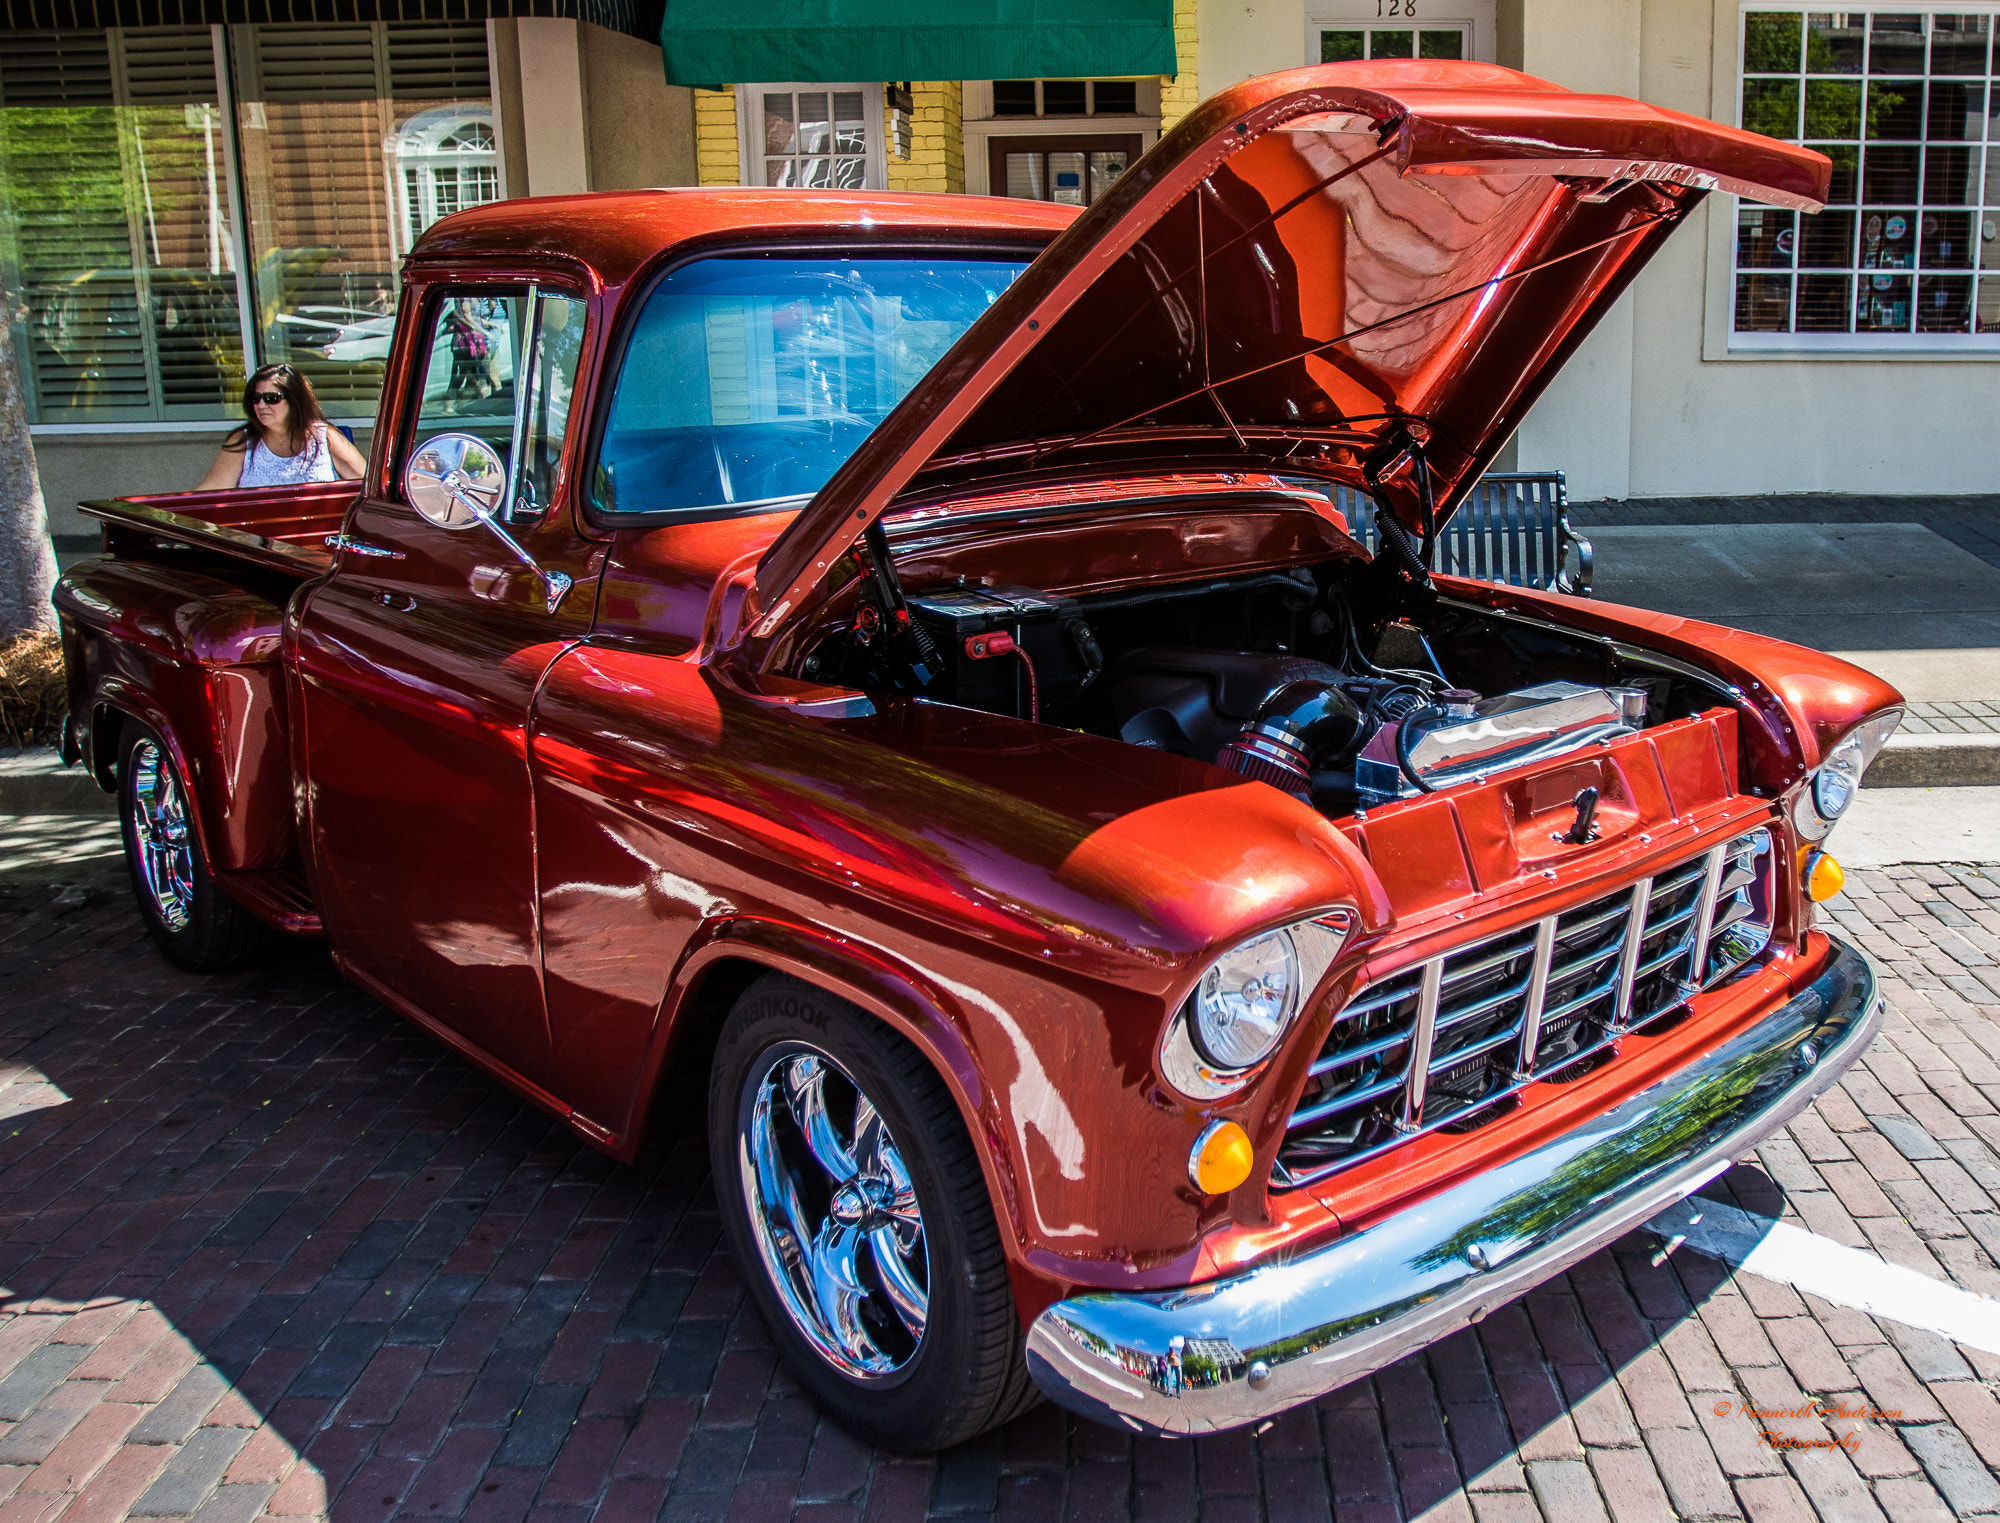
left=530, top=642, right=1388, bottom=1305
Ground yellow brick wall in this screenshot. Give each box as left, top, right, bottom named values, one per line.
left=885, top=82, right=964, bottom=194
left=695, top=88, right=740, bottom=186
left=1160, top=0, right=1199, bottom=132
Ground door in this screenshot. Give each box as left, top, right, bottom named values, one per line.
left=988, top=135, right=1141, bottom=207
left=294, top=279, right=594, bottom=1080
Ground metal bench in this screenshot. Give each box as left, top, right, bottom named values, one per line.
left=1328, top=471, right=1592, bottom=596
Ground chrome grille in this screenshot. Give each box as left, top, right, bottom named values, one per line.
left=1275, top=826, right=1776, bottom=1188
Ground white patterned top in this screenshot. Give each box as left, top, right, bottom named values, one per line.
left=239, top=423, right=337, bottom=488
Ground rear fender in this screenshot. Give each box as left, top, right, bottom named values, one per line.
left=53, top=562, right=298, bottom=871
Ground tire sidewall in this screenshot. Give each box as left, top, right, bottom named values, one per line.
left=708, top=978, right=1001, bottom=1450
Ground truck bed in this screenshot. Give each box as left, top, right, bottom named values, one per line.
left=80, top=479, right=358, bottom=577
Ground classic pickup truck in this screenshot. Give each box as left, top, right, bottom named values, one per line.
left=56, top=60, right=1897, bottom=1451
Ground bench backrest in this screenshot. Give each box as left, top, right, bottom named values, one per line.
left=1328, top=472, right=1581, bottom=593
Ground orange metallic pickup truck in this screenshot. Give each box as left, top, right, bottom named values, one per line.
left=55, top=61, right=1896, bottom=1450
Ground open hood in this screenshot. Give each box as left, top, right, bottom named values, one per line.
left=751, top=61, right=1826, bottom=637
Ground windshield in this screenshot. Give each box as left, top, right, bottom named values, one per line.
left=588, top=253, right=1031, bottom=520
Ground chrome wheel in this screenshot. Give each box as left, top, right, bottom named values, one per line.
left=128, top=739, right=195, bottom=933
left=738, top=1047, right=930, bottom=1379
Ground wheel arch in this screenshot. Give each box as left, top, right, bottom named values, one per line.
left=625, top=919, right=1027, bottom=1267
left=94, top=691, right=220, bottom=868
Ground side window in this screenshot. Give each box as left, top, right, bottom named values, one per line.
left=408, top=287, right=587, bottom=522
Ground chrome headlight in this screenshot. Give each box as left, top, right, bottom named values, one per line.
left=1190, top=929, right=1301, bottom=1070
left=1160, top=914, right=1353, bottom=1100
left=1793, top=710, right=1901, bottom=842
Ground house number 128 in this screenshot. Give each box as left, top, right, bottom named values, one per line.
left=1378, top=0, right=1416, bottom=13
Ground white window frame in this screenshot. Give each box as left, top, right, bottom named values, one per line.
left=735, top=83, right=888, bottom=191
left=1710, top=1, right=2000, bottom=359
left=1302, top=0, right=1497, bottom=67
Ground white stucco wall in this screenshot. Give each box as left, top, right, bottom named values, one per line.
left=1199, top=0, right=1306, bottom=92
left=1514, top=0, right=2000, bottom=500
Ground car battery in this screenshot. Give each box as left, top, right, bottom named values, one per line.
left=906, top=585, right=1092, bottom=721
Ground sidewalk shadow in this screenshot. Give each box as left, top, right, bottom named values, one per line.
left=0, top=849, right=1867, bottom=1520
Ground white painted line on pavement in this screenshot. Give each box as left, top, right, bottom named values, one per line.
left=1648, top=1195, right=2000, bottom=1357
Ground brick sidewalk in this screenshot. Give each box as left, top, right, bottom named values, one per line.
left=4, top=818, right=2000, bottom=1522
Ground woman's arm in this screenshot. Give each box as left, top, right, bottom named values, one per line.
left=327, top=428, right=368, bottom=481
left=195, top=442, right=245, bottom=491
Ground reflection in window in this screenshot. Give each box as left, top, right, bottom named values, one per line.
left=760, top=89, right=870, bottom=188
left=1734, top=9, right=2000, bottom=337
left=242, top=22, right=497, bottom=411
left=0, top=20, right=499, bottom=424
left=590, top=255, right=1028, bottom=519
left=1318, top=27, right=1467, bottom=63
left=410, top=288, right=585, bottom=522
left=1000, top=146, right=1130, bottom=205
left=0, top=28, right=245, bottom=422
left=396, top=108, right=501, bottom=250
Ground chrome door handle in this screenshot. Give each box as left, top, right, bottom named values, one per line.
left=325, top=534, right=404, bottom=560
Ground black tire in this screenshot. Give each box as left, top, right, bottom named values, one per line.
left=709, top=974, right=1039, bottom=1452
left=117, top=722, right=279, bottom=971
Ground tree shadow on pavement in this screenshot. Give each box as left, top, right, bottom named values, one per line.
left=0, top=829, right=1977, bottom=1522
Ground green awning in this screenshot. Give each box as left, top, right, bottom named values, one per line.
left=660, top=0, right=1178, bottom=87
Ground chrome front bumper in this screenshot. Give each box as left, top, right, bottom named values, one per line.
left=1025, top=938, right=1880, bottom=1437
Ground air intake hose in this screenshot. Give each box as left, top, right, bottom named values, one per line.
left=1215, top=681, right=1364, bottom=797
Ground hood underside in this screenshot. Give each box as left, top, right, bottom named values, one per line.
left=751, top=60, right=1827, bottom=637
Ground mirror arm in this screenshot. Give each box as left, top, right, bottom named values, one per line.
left=453, top=490, right=574, bottom=613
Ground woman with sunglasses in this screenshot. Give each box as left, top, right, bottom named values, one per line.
left=196, top=364, right=367, bottom=489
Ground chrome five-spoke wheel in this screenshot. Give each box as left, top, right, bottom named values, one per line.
left=711, top=975, right=1035, bottom=1449
left=739, top=1047, right=930, bottom=1378
left=128, top=738, right=195, bottom=932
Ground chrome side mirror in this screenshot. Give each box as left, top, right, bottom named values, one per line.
left=403, top=432, right=572, bottom=613
left=404, top=431, right=505, bottom=530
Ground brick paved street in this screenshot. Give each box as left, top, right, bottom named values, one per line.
left=5, top=815, right=2000, bottom=1521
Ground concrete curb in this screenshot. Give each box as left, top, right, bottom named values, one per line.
left=1867, top=732, right=2000, bottom=789
left=0, top=752, right=113, bottom=815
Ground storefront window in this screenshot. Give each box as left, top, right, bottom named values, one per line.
left=235, top=22, right=497, bottom=413
left=1735, top=8, right=2000, bottom=341
left=0, top=29, right=245, bottom=423
left=0, top=21, right=497, bottom=426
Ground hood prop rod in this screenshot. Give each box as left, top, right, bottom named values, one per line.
left=1364, top=432, right=1437, bottom=589
left=862, top=519, right=941, bottom=691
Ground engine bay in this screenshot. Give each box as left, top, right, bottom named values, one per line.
left=792, top=518, right=1736, bottom=822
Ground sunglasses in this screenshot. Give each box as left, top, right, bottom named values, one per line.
left=250, top=392, right=286, bottom=405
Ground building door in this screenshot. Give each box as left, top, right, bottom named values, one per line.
left=989, top=134, right=1142, bottom=206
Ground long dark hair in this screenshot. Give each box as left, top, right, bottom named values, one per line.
left=224, top=364, right=327, bottom=453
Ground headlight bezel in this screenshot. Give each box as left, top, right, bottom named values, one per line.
left=1792, top=709, right=1901, bottom=842
left=1159, top=912, right=1354, bottom=1101
left=1187, top=928, right=1303, bottom=1071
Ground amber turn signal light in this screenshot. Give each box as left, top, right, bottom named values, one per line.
left=1806, top=851, right=1845, bottom=903
left=1189, top=1119, right=1255, bottom=1195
